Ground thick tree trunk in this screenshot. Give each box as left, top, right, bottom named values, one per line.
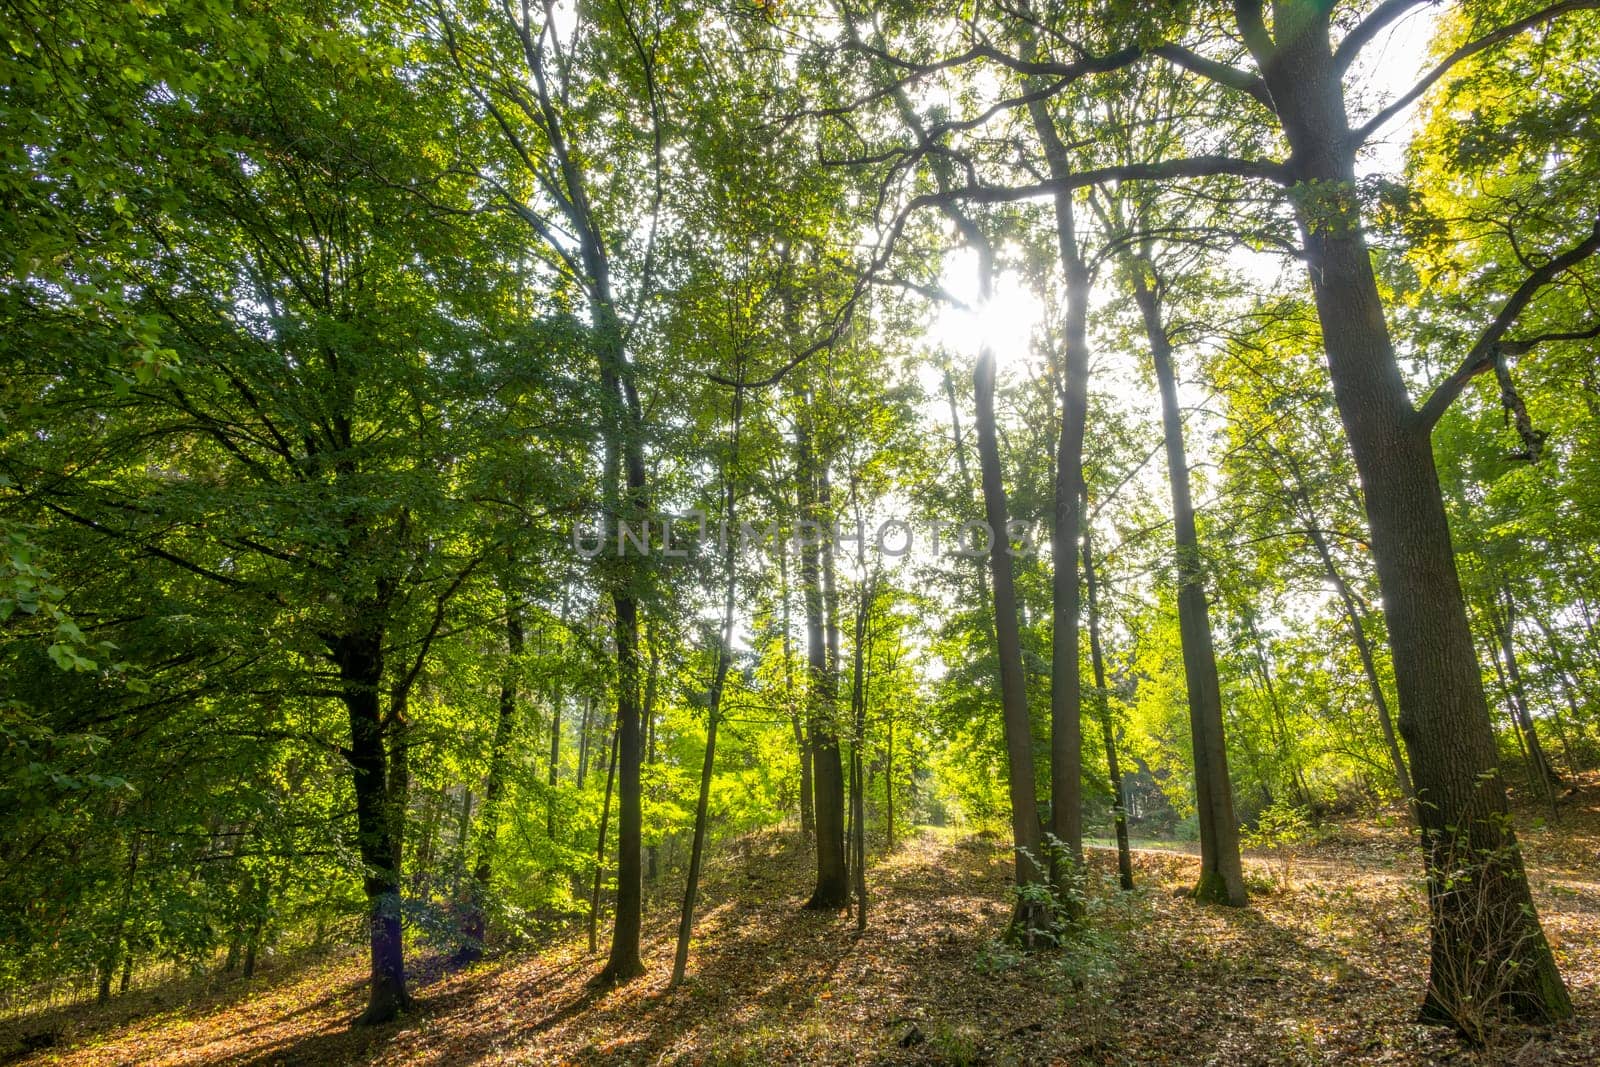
left=460, top=600, right=524, bottom=962
left=1083, top=516, right=1134, bottom=891
left=1130, top=265, right=1246, bottom=907
left=1025, top=70, right=1087, bottom=875
left=598, top=590, right=646, bottom=982
left=797, top=399, right=849, bottom=909
left=1253, top=7, right=1570, bottom=1025
left=332, top=631, right=412, bottom=1026
left=779, top=540, right=815, bottom=838
left=973, top=352, right=1048, bottom=916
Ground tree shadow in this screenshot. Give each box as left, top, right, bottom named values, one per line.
left=239, top=831, right=1015, bottom=1066
left=0, top=945, right=367, bottom=1062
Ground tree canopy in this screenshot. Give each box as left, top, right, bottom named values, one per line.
left=4, top=0, right=1599, bottom=1057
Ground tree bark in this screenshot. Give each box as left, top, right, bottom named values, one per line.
left=885, top=701, right=895, bottom=852
left=331, top=630, right=412, bottom=1025
left=460, top=598, right=524, bottom=961
left=644, top=635, right=661, bottom=887
left=672, top=380, right=742, bottom=986
left=547, top=693, right=561, bottom=838
left=242, top=871, right=269, bottom=980
left=576, top=694, right=593, bottom=791
left=98, top=832, right=140, bottom=1004
left=590, top=723, right=620, bottom=957
left=973, top=351, right=1048, bottom=915
left=797, top=393, right=849, bottom=909
left=1082, top=513, right=1134, bottom=891
left=1129, top=264, right=1246, bottom=907
left=849, top=570, right=872, bottom=934
left=1024, top=48, right=1087, bottom=876
left=779, top=536, right=814, bottom=838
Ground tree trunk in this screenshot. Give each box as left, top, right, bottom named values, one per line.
left=1253, top=7, right=1570, bottom=1025
left=1130, top=264, right=1246, bottom=907
left=460, top=599, right=524, bottom=962
left=590, top=724, right=620, bottom=957
left=331, top=631, right=412, bottom=1025
left=576, top=694, right=593, bottom=791
left=644, top=636, right=661, bottom=887
left=242, top=871, right=269, bottom=980
left=98, top=833, right=140, bottom=1004
left=797, top=395, right=849, bottom=909
left=671, top=695, right=720, bottom=987
left=413, top=789, right=442, bottom=902
left=386, top=686, right=410, bottom=895
left=672, top=380, right=742, bottom=986
left=1243, top=613, right=1312, bottom=809
left=548, top=693, right=562, bottom=838
left=849, top=572, right=872, bottom=934
left=1024, top=58, right=1087, bottom=876
left=1083, top=514, right=1134, bottom=891
left=450, top=787, right=472, bottom=900
left=1491, top=589, right=1559, bottom=803
left=973, top=351, right=1048, bottom=919
left=885, top=704, right=895, bottom=852
left=1529, top=613, right=1586, bottom=775
left=780, top=537, right=815, bottom=838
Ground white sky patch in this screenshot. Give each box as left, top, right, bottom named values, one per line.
left=1348, top=4, right=1439, bottom=178
left=927, top=245, right=1045, bottom=373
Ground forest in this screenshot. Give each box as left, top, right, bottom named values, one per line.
left=3, top=0, right=1599, bottom=1063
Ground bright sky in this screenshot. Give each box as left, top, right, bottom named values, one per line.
left=921, top=7, right=1442, bottom=377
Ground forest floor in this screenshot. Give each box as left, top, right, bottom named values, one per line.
left=7, top=780, right=1600, bottom=1066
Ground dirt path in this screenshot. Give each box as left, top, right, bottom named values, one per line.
left=7, top=826, right=1597, bottom=1065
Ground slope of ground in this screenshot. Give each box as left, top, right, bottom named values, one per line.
left=6, top=783, right=1599, bottom=1066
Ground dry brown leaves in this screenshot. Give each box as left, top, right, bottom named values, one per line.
left=11, top=779, right=1599, bottom=1066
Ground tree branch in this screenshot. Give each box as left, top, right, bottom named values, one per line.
left=905, top=154, right=1288, bottom=211
left=1350, top=0, right=1600, bottom=146
left=1153, top=43, right=1273, bottom=109
left=1334, top=0, right=1431, bottom=73
left=1416, top=215, right=1600, bottom=430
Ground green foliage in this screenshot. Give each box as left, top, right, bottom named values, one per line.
left=1242, top=801, right=1316, bottom=888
